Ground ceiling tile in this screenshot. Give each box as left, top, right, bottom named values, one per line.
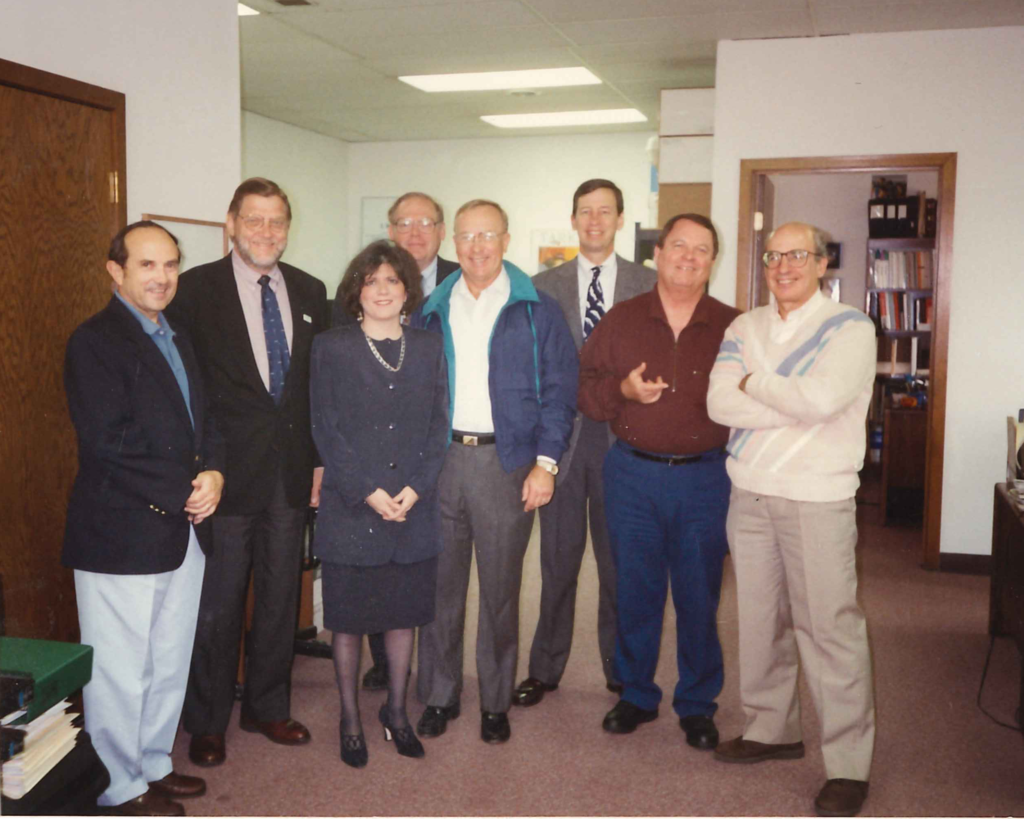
left=530, top=0, right=807, bottom=23
left=557, top=10, right=815, bottom=47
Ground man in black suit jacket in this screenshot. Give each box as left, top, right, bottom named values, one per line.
left=165, top=178, right=329, bottom=768
left=330, top=191, right=457, bottom=329
left=64, top=222, right=224, bottom=815
left=330, top=191, right=457, bottom=692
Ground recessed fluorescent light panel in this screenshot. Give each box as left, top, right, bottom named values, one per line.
left=481, top=109, right=647, bottom=129
left=399, top=67, right=600, bottom=93
left=238, top=3, right=260, bottom=15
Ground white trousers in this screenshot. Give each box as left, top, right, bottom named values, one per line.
left=75, top=528, right=205, bottom=806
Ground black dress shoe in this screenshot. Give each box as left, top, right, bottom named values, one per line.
left=340, top=733, right=368, bottom=769
left=361, top=663, right=389, bottom=691
left=379, top=704, right=425, bottom=759
left=679, top=714, right=719, bottom=750
left=513, top=677, right=558, bottom=707
left=602, top=700, right=658, bottom=734
left=416, top=703, right=461, bottom=738
left=480, top=711, right=511, bottom=743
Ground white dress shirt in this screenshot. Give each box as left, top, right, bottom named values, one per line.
left=576, top=252, right=618, bottom=334
left=231, top=250, right=293, bottom=392
left=449, top=267, right=511, bottom=432
left=420, top=256, right=439, bottom=297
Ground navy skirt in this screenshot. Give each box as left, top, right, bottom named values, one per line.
left=321, top=556, right=437, bottom=634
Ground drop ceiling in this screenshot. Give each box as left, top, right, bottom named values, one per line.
left=238, top=0, right=1024, bottom=142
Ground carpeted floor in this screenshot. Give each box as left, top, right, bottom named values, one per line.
left=172, top=503, right=1024, bottom=816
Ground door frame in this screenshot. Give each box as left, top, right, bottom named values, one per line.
left=735, top=153, right=956, bottom=570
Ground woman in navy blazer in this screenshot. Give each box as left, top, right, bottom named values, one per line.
left=310, top=240, right=448, bottom=768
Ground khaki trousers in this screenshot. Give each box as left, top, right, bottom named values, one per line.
left=726, top=486, right=875, bottom=780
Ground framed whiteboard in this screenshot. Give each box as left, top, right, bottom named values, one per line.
left=360, top=196, right=397, bottom=248
left=142, top=214, right=228, bottom=270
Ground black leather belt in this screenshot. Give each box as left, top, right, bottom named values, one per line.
left=452, top=431, right=496, bottom=446
left=628, top=446, right=724, bottom=466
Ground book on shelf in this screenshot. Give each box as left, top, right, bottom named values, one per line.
left=869, top=248, right=933, bottom=290
left=1, top=699, right=81, bottom=800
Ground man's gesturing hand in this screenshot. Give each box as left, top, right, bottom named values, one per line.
left=621, top=362, right=669, bottom=404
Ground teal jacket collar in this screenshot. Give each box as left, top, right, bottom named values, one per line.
left=420, top=261, right=539, bottom=319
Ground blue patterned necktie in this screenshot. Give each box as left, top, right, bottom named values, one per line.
left=259, top=274, right=290, bottom=404
left=583, top=265, right=605, bottom=340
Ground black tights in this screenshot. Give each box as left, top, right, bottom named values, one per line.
left=332, top=628, right=414, bottom=735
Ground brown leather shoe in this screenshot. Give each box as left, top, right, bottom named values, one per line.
left=714, top=736, right=805, bottom=763
left=512, top=677, right=558, bottom=707
left=238, top=715, right=311, bottom=745
left=188, top=733, right=225, bottom=767
left=148, top=772, right=206, bottom=799
left=106, top=789, right=184, bottom=816
left=815, top=779, right=869, bottom=817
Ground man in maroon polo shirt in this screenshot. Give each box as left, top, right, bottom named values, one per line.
left=578, top=213, right=739, bottom=749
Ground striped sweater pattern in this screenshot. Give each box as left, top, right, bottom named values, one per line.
left=707, top=292, right=877, bottom=502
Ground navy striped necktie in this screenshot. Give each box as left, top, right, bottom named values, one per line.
left=583, top=265, right=605, bottom=340
left=259, top=275, right=290, bottom=404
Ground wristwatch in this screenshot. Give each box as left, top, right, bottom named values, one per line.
left=536, top=459, right=559, bottom=476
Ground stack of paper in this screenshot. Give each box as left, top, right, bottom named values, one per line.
left=1, top=700, right=80, bottom=800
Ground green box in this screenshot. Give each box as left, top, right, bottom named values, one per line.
left=0, top=638, right=93, bottom=723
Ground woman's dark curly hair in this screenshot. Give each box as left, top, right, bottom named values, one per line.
left=337, top=240, right=423, bottom=319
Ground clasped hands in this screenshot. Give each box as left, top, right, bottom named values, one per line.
left=366, top=486, right=420, bottom=522
left=185, top=469, right=225, bottom=524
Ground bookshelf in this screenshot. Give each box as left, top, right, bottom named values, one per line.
left=865, top=236, right=935, bottom=382
left=865, top=236, right=934, bottom=523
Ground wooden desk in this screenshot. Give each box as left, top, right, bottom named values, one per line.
left=989, top=484, right=1024, bottom=725
left=880, top=408, right=927, bottom=523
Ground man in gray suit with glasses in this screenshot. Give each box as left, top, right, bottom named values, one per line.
left=514, top=179, right=655, bottom=708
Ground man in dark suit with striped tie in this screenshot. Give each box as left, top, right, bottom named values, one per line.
left=167, top=178, right=329, bottom=768
left=514, top=179, right=655, bottom=708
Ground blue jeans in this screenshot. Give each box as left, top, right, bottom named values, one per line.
left=603, top=440, right=730, bottom=717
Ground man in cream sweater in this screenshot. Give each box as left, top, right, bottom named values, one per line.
left=707, top=222, right=876, bottom=818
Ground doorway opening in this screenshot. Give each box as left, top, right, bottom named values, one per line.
left=734, top=153, right=957, bottom=570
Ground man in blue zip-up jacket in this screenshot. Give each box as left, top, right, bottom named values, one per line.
left=411, top=199, right=578, bottom=744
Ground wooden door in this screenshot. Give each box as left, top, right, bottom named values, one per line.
left=0, top=59, right=126, bottom=639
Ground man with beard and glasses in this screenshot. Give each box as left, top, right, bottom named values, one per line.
left=166, top=177, right=329, bottom=769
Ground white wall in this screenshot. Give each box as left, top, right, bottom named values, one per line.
left=345, top=131, right=658, bottom=291
left=242, top=111, right=350, bottom=286
left=707, top=27, right=1024, bottom=555
left=2, top=0, right=241, bottom=224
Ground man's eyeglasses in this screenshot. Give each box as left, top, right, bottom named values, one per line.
left=454, top=231, right=503, bottom=245
left=762, top=249, right=823, bottom=269
left=239, top=215, right=289, bottom=233
left=392, top=217, right=438, bottom=233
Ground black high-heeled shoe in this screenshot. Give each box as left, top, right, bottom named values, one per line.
left=339, top=722, right=368, bottom=768
left=378, top=704, right=425, bottom=759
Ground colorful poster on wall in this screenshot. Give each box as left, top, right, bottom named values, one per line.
left=531, top=229, right=580, bottom=275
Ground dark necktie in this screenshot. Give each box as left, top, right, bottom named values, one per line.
left=259, top=274, right=290, bottom=404
left=583, top=265, right=605, bottom=340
